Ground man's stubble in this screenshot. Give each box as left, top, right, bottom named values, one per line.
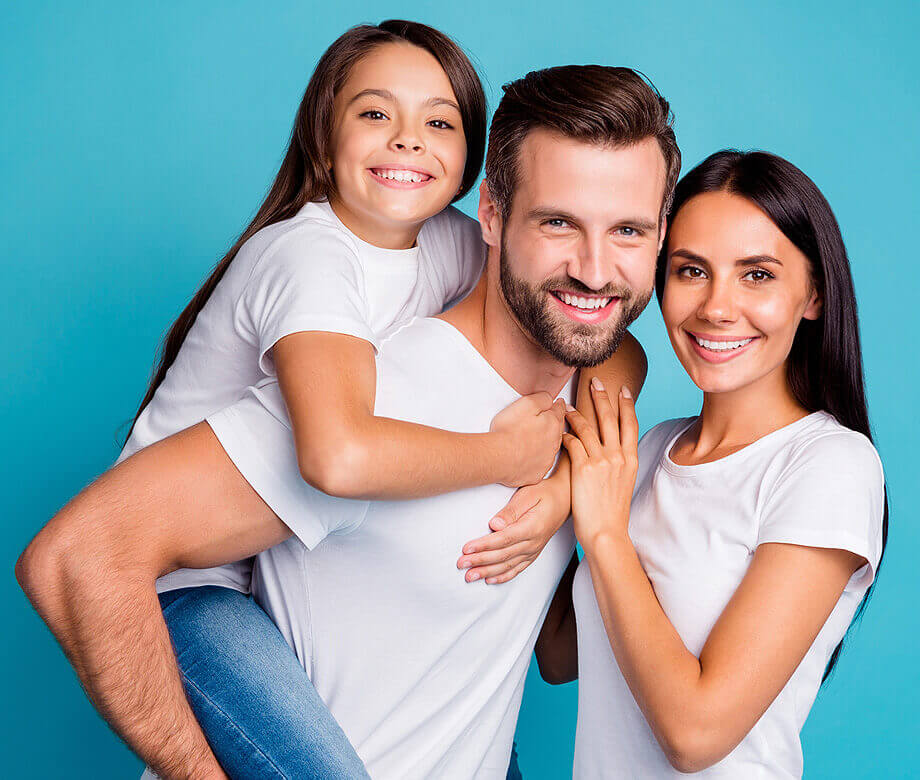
left=498, top=235, right=653, bottom=368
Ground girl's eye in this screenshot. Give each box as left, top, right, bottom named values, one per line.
left=677, top=265, right=705, bottom=279
left=427, top=119, right=454, bottom=130
left=360, top=110, right=388, bottom=121
left=743, top=268, right=774, bottom=283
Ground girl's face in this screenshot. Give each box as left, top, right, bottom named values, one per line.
left=328, top=42, right=467, bottom=248
left=661, top=190, right=822, bottom=397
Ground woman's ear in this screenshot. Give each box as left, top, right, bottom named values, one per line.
left=803, top=286, right=823, bottom=321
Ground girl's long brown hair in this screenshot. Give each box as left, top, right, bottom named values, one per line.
left=124, top=20, right=486, bottom=443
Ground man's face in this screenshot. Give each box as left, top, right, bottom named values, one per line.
left=488, top=130, right=666, bottom=367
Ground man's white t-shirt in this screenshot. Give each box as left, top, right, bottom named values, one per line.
left=115, top=199, right=485, bottom=593
left=200, top=317, right=576, bottom=779
left=572, top=412, right=885, bottom=779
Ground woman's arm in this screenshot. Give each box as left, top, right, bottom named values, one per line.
left=15, top=423, right=292, bottom=780
left=564, top=385, right=865, bottom=772
left=455, top=332, right=647, bottom=584
left=273, top=331, right=565, bottom=500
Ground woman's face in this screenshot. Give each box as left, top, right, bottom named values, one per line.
left=328, top=42, right=467, bottom=247
left=661, top=190, right=822, bottom=397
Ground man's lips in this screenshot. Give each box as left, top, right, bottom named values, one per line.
left=549, top=290, right=620, bottom=323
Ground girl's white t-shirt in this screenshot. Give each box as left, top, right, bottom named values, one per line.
left=572, top=411, right=885, bottom=779
left=116, top=200, right=485, bottom=593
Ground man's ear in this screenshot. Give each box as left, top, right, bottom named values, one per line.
left=803, top=286, right=824, bottom=320
left=477, top=180, right=502, bottom=248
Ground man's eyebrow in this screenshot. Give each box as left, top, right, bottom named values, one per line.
left=526, top=208, right=581, bottom=223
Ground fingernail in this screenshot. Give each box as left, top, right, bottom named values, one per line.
left=591, top=377, right=604, bottom=391
left=565, top=403, right=576, bottom=412
left=458, top=558, right=469, bottom=569
left=467, top=571, right=480, bottom=582
left=492, top=517, right=506, bottom=530
left=620, top=385, right=632, bottom=399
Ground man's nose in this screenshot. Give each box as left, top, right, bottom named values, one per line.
left=567, top=237, right=614, bottom=292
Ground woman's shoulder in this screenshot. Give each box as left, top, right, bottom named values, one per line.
left=637, top=417, right=696, bottom=459
left=778, top=412, right=884, bottom=484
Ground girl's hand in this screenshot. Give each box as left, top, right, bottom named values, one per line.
left=490, top=393, right=566, bottom=487
left=562, top=378, right=639, bottom=549
left=456, top=476, right=570, bottom=584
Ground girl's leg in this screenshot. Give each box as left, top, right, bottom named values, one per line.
left=159, top=585, right=369, bottom=780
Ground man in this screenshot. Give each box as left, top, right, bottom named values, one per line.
left=17, top=65, right=679, bottom=778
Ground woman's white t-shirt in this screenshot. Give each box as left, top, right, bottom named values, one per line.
left=572, top=411, right=885, bottom=779
left=116, top=200, right=486, bottom=592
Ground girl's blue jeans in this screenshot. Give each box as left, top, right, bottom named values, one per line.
left=159, top=585, right=524, bottom=779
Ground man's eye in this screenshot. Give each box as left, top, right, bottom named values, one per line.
left=428, top=119, right=454, bottom=130
left=360, top=110, right=387, bottom=120
left=545, top=218, right=570, bottom=228
left=617, top=226, right=638, bottom=237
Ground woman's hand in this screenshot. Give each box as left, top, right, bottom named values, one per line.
left=562, top=378, right=639, bottom=549
left=490, top=393, right=566, bottom=487
left=456, top=474, right=570, bottom=584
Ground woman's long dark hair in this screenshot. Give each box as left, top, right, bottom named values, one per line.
left=656, top=150, right=888, bottom=681
left=124, top=20, right=487, bottom=443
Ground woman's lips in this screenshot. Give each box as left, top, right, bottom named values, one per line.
left=686, top=331, right=759, bottom=363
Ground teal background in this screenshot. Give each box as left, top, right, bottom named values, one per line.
left=3, top=1, right=918, bottom=777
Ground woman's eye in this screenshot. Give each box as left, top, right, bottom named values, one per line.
left=744, top=268, right=774, bottom=283
left=360, top=110, right=387, bottom=121
left=428, top=119, right=454, bottom=130
left=678, top=265, right=705, bottom=279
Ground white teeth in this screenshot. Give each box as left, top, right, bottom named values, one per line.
left=559, top=292, right=612, bottom=310
left=374, top=169, right=426, bottom=183
left=694, top=336, right=754, bottom=351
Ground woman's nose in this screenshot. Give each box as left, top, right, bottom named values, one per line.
left=698, top=281, right=737, bottom=323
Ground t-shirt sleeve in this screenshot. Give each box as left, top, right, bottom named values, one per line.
left=422, top=206, right=486, bottom=310
left=757, top=431, right=885, bottom=592
left=206, top=386, right=370, bottom=549
left=239, top=224, right=377, bottom=376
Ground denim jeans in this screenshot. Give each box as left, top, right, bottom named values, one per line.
left=159, top=585, right=524, bottom=779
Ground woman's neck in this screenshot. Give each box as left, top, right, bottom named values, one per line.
left=327, top=196, right=423, bottom=250
left=674, top=364, right=813, bottom=465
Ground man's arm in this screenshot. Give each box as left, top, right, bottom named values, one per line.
left=15, top=422, right=292, bottom=779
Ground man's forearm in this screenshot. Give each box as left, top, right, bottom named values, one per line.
left=18, top=547, right=226, bottom=780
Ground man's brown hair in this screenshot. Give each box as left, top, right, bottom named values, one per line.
left=485, top=65, right=680, bottom=220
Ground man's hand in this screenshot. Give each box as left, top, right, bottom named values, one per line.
left=490, top=393, right=566, bottom=487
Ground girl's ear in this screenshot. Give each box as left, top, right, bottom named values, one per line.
left=477, top=180, right=502, bottom=248
left=803, top=286, right=823, bottom=321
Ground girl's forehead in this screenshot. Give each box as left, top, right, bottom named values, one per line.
left=339, top=42, right=456, bottom=103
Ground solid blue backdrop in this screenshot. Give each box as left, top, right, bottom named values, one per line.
left=3, top=1, right=917, bottom=777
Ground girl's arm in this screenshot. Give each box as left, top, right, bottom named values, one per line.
left=533, top=551, right=580, bottom=684
left=456, top=332, right=647, bottom=584
left=563, top=384, right=866, bottom=773
left=273, top=331, right=565, bottom=500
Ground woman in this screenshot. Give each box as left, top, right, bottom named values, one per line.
left=537, top=150, right=887, bottom=777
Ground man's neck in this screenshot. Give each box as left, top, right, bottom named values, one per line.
left=437, top=276, right=576, bottom=397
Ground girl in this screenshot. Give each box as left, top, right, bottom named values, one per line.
left=19, top=20, right=640, bottom=779
left=539, top=150, right=887, bottom=777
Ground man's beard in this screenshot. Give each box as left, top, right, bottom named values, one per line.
left=499, top=237, right=652, bottom=368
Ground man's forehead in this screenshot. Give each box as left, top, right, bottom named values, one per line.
left=515, top=129, right=666, bottom=220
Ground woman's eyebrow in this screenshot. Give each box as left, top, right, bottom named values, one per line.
left=670, top=248, right=708, bottom=264
left=737, top=254, right=783, bottom=266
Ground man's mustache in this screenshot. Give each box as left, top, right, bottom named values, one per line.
left=539, top=277, right=633, bottom=299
